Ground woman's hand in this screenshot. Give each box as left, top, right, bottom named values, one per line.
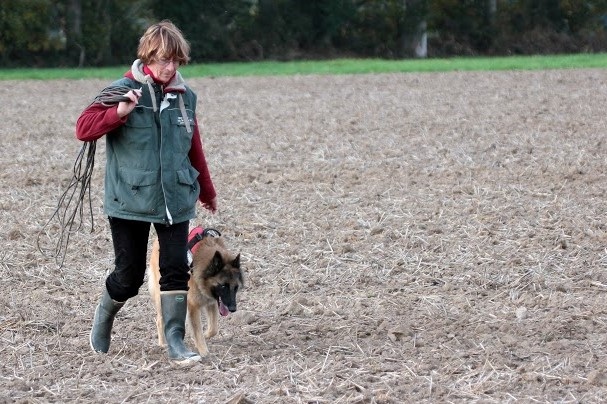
left=201, top=197, right=217, bottom=214
left=117, top=88, right=142, bottom=118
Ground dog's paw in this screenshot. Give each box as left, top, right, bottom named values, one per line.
left=196, top=346, right=210, bottom=356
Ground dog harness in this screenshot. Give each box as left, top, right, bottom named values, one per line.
left=186, top=226, right=221, bottom=268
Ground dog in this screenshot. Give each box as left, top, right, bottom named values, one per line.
left=148, top=227, right=243, bottom=356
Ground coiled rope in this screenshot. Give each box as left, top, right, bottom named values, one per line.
left=38, top=85, right=138, bottom=268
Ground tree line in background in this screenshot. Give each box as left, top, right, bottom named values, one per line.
left=2, top=0, right=607, bottom=68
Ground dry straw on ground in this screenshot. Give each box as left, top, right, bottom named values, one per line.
left=2, top=69, right=607, bottom=403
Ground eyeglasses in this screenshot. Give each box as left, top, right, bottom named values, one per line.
left=157, top=58, right=180, bottom=67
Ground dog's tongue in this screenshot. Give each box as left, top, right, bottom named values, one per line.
left=218, top=298, right=230, bottom=317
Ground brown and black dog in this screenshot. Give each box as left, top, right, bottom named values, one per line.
left=148, top=229, right=242, bottom=356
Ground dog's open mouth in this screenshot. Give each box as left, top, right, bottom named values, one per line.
left=218, top=297, right=230, bottom=317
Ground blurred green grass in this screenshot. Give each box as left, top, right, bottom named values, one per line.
left=2, top=53, right=607, bottom=80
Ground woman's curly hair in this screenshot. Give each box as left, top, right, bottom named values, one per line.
left=137, top=20, right=190, bottom=65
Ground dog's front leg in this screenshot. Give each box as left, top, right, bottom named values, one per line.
left=188, top=300, right=209, bottom=355
left=204, top=303, right=219, bottom=339
left=155, top=311, right=166, bottom=346
left=150, top=286, right=166, bottom=347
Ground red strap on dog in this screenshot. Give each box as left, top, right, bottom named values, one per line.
left=187, top=226, right=205, bottom=255
left=186, top=226, right=222, bottom=268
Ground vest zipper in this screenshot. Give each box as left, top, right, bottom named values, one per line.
left=154, top=85, right=173, bottom=225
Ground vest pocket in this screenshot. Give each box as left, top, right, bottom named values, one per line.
left=175, top=166, right=200, bottom=211
left=118, top=168, right=160, bottom=214
left=122, top=110, right=157, bottom=150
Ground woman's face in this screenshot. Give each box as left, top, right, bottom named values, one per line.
left=147, top=57, right=180, bottom=83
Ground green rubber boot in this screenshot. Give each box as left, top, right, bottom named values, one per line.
left=160, top=291, right=201, bottom=364
left=90, top=288, right=125, bottom=353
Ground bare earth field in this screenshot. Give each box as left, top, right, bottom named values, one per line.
left=2, top=69, right=607, bottom=403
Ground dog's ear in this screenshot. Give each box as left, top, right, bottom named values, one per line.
left=204, top=251, right=224, bottom=278
left=232, top=253, right=241, bottom=269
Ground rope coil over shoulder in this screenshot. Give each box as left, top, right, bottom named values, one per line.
left=37, top=86, right=135, bottom=268
left=39, top=85, right=193, bottom=267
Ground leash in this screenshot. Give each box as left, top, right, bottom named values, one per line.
left=37, top=85, right=136, bottom=268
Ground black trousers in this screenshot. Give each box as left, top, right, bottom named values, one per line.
left=105, top=217, right=190, bottom=302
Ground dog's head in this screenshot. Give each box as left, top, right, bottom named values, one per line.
left=203, top=251, right=243, bottom=316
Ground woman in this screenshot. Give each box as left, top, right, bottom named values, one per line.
left=76, top=20, right=216, bottom=364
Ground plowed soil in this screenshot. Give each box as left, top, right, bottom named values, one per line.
left=2, top=69, right=607, bottom=403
